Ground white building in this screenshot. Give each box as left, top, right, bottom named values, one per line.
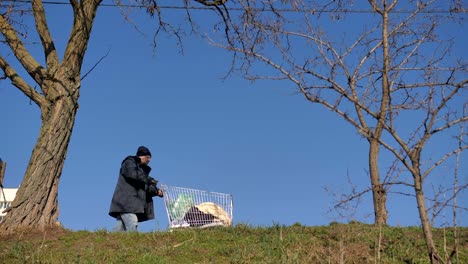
left=0, top=187, right=18, bottom=222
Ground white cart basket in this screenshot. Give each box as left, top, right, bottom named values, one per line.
left=160, top=184, right=233, bottom=228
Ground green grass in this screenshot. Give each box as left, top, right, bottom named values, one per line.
left=1, top=223, right=466, bottom=263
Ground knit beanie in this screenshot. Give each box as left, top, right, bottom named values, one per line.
left=136, top=146, right=151, bottom=157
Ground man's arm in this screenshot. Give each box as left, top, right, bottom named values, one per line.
left=120, top=158, right=147, bottom=188
left=146, top=177, right=164, bottom=197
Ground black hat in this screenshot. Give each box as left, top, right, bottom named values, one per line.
left=136, top=146, right=151, bottom=157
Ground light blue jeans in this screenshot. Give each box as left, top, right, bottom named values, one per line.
left=114, top=213, right=138, bottom=232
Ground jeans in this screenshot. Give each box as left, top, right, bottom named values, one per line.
left=114, top=213, right=138, bottom=232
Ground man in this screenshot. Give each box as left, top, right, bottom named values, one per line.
left=109, top=146, right=163, bottom=231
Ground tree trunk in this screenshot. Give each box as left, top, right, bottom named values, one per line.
left=1, top=92, right=78, bottom=232
left=0, top=0, right=100, bottom=233
left=369, top=139, right=388, bottom=225
left=366, top=0, right=392, bottom=226
left=412, top=164, right=443, bottom=263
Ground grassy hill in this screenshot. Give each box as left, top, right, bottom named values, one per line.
left=1, top=222, right=466, bottom=263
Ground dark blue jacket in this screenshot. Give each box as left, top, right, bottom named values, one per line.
left=109, top=156, right=159, bottom=222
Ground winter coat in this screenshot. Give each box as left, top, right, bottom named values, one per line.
left=109, top=156, right=159, bottom=222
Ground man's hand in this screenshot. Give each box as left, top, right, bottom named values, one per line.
left=157, top=190, right=164, bottom=197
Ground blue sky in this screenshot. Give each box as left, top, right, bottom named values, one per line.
left=1, top=1, right=466, bottom=232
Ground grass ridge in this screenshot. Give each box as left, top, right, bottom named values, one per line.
left=1, top=223, right=466, bottom=263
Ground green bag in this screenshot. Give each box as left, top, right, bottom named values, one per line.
left=168, top=193, right=195, bottom=220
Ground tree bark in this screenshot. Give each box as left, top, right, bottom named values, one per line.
left=0, top=0, right=101, bottom=233
left=1, top=86, right=78, bottom=232
left=369, top=139, right=388, bottom=225
left=366, top=0, right=393, bottom=225
left=0, top=160, right=6, bottom=186
left=411, top=156, right=443, bottom=263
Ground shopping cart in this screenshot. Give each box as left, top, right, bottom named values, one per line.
left=160, top=184, right=233, bottom=229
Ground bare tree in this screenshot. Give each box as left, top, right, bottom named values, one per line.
left=450, top=107, right=466, bottom=263
left=0, top=0, right=226, bottom=233
left=0, top=0, right=103, bottom=232
left=208, top=0, right=467, bottom=262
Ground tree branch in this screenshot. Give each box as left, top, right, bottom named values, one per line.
left=0, top=55, right=47, bottom=108
left=81, top=48, right=110, bottom=81
left=430, top=116, right=468, bottom=135
left=63, top=0, right=102, bottom=74
left=422, top=146, right=468, bottom=180
left=31, top=0, right=59, bottom=70
left=0, top=14, right=47, bottom=89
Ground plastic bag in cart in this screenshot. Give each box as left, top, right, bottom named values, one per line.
left=168, top=193, right=195, bottom=220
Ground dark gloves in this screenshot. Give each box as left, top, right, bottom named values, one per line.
left=146, top=177, right=163, bottom=197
